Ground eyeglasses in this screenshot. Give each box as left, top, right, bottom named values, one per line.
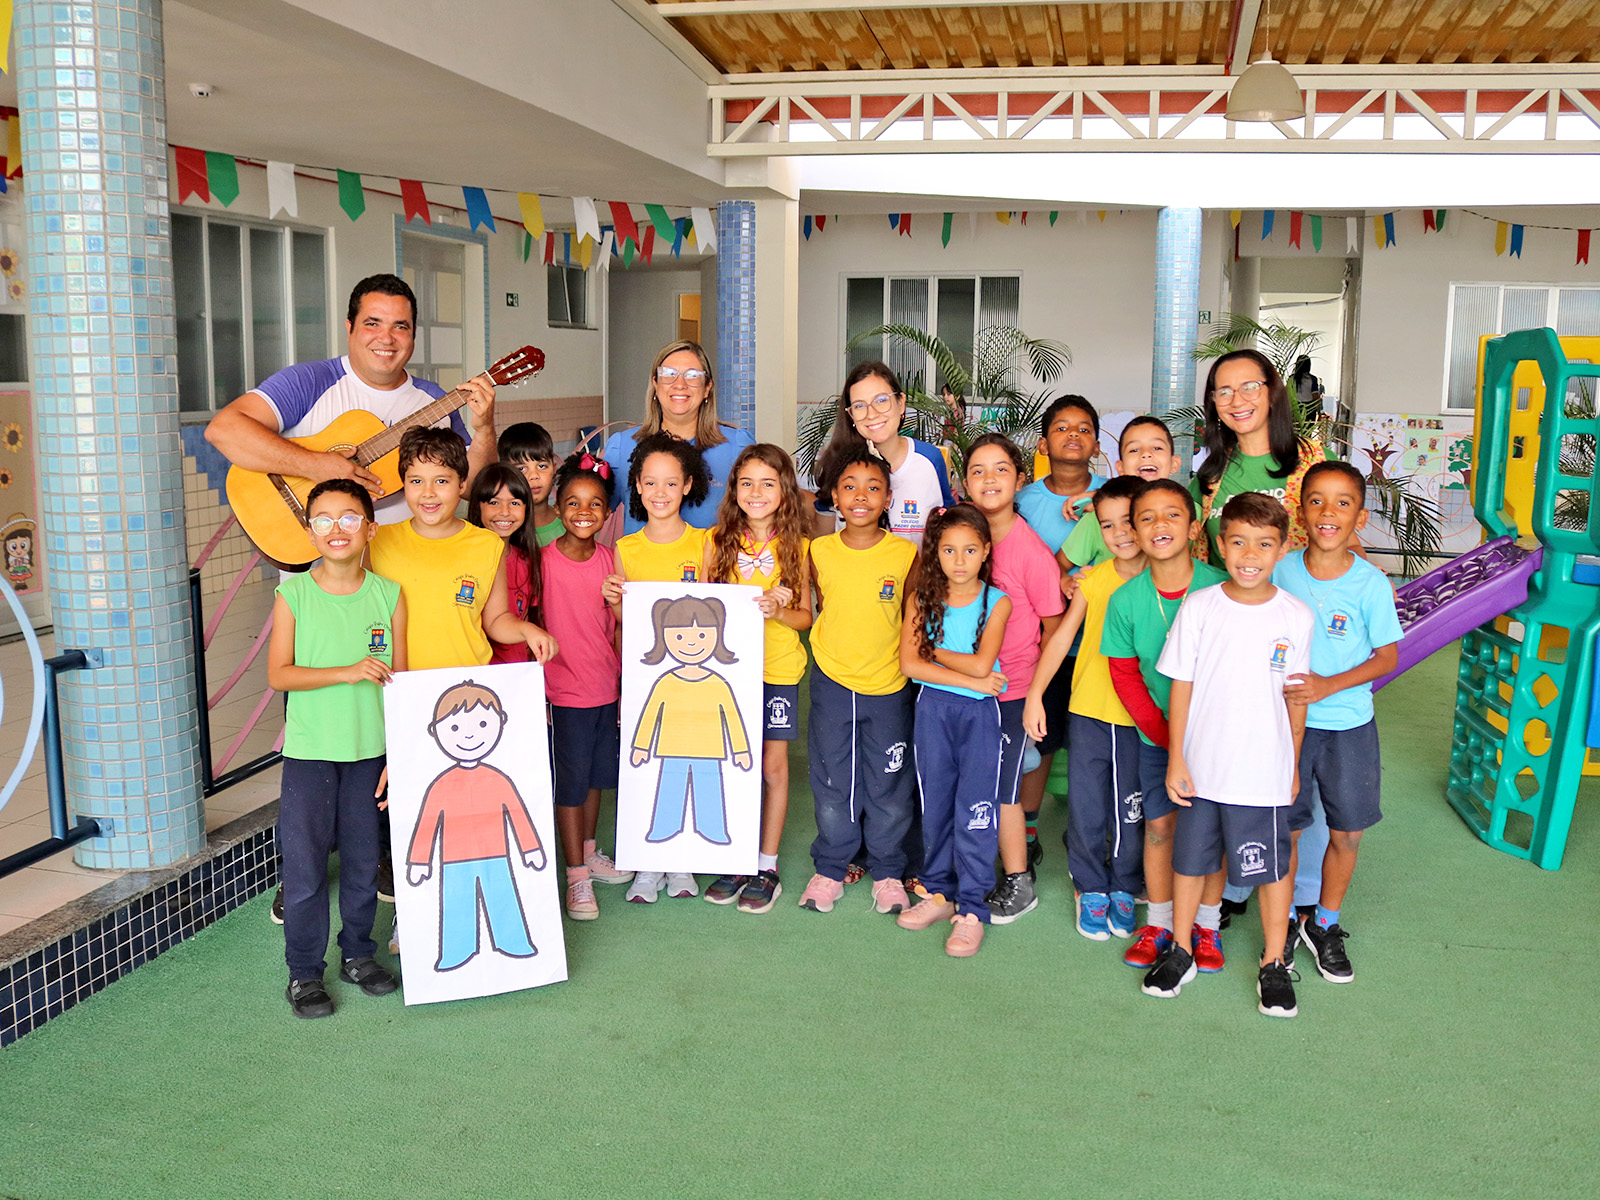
left=308, top=514, right=367, bottom=536
left=848, top=393, right=898, bottom=417
left=1213, top=380, right=1267, bottom=402
left=656, top=366, right=708, bottom=386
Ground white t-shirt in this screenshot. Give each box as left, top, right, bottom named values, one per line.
left=251, top=356, right=467, bottom=525
left=1157, top=583, right=1315, bottom=808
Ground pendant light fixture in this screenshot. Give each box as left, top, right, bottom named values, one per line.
left=1226, top=0, right=1305, bottom=122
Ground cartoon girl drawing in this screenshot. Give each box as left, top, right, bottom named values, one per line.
left=630, top=595, right=753, bottom=845
left=2, top=518, right=33, bottom=589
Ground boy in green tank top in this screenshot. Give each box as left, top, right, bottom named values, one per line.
left=267, top=479, right=409, bottom=1018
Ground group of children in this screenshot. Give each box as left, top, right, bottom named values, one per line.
left=272, top=347, right=1401, bottom=1023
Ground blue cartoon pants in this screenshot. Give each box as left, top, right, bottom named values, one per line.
left=437, top=856, right=536, bottom=971
left=912, top=686, right=1003, bottom=922
left=647, top=757, right=730, bottom=845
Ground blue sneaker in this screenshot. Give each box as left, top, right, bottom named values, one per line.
left=1077, top=892, right=1112, bottom=941
left=1107, top=892, right=1137, bottom=938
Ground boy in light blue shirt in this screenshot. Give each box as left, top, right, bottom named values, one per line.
left=1277, top=461, right=1403, bottom=986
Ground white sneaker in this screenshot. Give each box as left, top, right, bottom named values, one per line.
left=388, top=913, right=401, bottom=955
left=626, top=871, right=664, bottom=904
left=664, top=872, right=698, bottom=898
left=585, top=850, right=635, bottom=886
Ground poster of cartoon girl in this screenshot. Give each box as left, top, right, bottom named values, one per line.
left=2, top=518, right=33, bottom=590
left=616, top=582, right=764, bottom=876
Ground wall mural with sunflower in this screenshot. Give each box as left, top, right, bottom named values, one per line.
left=0, top=392, right=40, bottom=595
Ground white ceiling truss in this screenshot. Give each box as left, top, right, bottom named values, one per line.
left=708, top=66, right=1600, bottom=156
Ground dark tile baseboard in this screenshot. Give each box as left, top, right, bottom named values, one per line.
left=0, top=803, right=280, bottom=1047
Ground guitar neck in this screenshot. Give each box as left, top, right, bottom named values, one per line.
left=352, top=385, right=472, bottom=465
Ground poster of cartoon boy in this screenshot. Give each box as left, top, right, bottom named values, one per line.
left=616, top=583, right=764, bottom=876
left=385, top=664, right=566, bottom=1005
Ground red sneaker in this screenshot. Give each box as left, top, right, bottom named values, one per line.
left=1192, top=926, right=1226, bottom=974
left=1123, top=925, right=1173, bottom=968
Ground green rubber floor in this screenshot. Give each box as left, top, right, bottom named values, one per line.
left=3, top=643, right=1597, bottom=1200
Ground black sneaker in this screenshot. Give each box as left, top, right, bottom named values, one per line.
left=1299, top=920, right=1354, bottom=983
left=339, top=955, right=400, bottom=997
left=736, top=870, right=782, bottom=914
left=1026, top=837, right=1043, bottom=879
left=1281, top=914, right=1300, bottom=968
left=1141, top=944, right=1197, bottom=998
left=1257, top=959, right=1299, bottom=1017
left=376, top=860, right=396, bottom=904
left=286, top=978, right=334, bottom=1019
left=269, top=885, right=285, bottom=925
left=988, top=872, right=1038, bottom=925
left=703, top=874, right=749, bottom=905
left=1219, top=896, right=1248, bottom=930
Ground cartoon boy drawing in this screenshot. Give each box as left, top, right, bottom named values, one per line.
left=3, top=520, right=33, bottom=589
left=407, top=680, right=547, bottom=972
left=630, top=596, right=753, bottom=845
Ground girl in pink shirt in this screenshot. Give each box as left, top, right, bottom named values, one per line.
left=466, top=464, right=543, bottom=665
left=540, top=453, right=631, bottom=919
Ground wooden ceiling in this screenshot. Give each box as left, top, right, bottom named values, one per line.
left=656, top=1, right=1600, bottom=74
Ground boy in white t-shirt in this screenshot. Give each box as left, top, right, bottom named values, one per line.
left=1150, top=492, right=1315, bottom=1018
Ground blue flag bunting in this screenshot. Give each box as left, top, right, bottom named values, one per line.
left=672, top=217, right=686, bottom=258
left=1383, top=212, right=1397, bottom=247
left=1262, top=210, right=1275, bottom=240
left=888, top=214, right=899, bottom=231
left=1510, top=224, right=1525, bottom=258
left=563, top=232, right=572, bottom=264
left=803, top=215, right=813, bottom=240
left=463, top=187, right=496, bottom=233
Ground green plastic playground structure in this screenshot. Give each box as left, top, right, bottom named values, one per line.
left=1448, top=328, right=1600, bottom=870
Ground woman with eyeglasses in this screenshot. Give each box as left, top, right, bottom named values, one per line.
left=600, top=340, right=755, bottom=537
left=813, top=360, right=956, bottom=550
left=1190, top=348, right=1332, bottom=562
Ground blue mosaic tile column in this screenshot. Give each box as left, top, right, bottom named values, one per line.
left=1151, top=206, right=1203, bottom=470
left=16, top=0, right=204, bottom=869
left=714, top=200, right=756, bottom=431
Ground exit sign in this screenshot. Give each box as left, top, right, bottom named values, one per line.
left=1197, top=309, right=1213, bottom=324
left=505, top=293, right=520, bottom=307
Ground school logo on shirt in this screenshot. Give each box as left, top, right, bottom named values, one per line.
left=885, top=741, right=906, bottom=773
left=767, top=694, right=793, bottom=729
left=1327, top=612, right=1350, bottom=637
left=1269, top=637, right=1294, bottom=671
left=878, top=577, right=898, bottom=603
left=904, top=500, right=919, bottom=517
left=453, top=575, right=481, bottom=607
left=368, top=625, right=389, bottom=655
left=1238, top=841, right=1268, bottom=877
left=679, top=562, right=698, bottom=583
left=967, top=799, right=994, bottom=831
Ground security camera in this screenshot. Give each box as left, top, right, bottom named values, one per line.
left=188, top=82, right=214, bottom=99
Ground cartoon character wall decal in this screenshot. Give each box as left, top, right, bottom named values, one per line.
left=629, top=595, right=753, bottom=846
left=3, top=522, right=32, bottom=589
left=406, top=680, right=548, bottom=972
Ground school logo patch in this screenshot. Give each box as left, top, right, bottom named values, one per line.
left=767, top=694, right=793, bottom=729
left=1269, top=638, right=1292, bottom=670
left=885, top=741, right=906, bottom=773
left=903, top=500, right=919, bottom=517
left=1328, top=612, right=1350, bottom=637
left=967, top=800, right=994, bottom=831
left=680, top=563, right=698, bottom=583
left=368, top=625, right=389, bottom=655
left=1124, top=789, right=1143, bottom=824
left=453, top=575, right=480, bottom=607
left=1238, top=840, right=1268, bottom=877
left=878, top=577, right=898, bottom=602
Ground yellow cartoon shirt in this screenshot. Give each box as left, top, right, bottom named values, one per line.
left=370, top=519, right=504, bottom=670
left=809, top=531, right=917, bottom=696
left=631, top=671, right=751, bottom=759
left=617, top=526, right=708, bottom=585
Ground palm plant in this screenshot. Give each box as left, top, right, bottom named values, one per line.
left=795, top=324, right=1072, bottom=480
left=1181, top=312, right=1444, bottom=578
left=1555, top=380, right=1595, bottom=531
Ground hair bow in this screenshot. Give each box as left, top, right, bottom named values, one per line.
left=579, top=452, right=612, bottom=482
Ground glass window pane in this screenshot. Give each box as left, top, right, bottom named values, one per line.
left=887, top=277, right=929, bottom=393
left=291, top=231, right=328, bottom=361
left=435, top=271, right=462, bottom=325
left=1502, top=286, right=1549, bottom=334
left=172, top=213, right=209, bottom=411
left=207, top=222, right=245, bottom=404
left=1556, top=288, right=1600, bottom=340
left=935, top=277, right=976, bottom=390
left=547, top=265, right=569, bottom=325
left=568, top=267, right=587, bottom=327
left=845, top=277, right=885, bottom=373
left=979, top=275, right=1021, bottom=329
left=249, top=227, right=288, bottom=381
left=1447, top=285, right=1499, bottom=412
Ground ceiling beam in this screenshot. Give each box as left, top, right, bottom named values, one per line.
left=1226, top=0, right=1263, bottom=76
left=609, top=0, right=723, bottom=86
left=658, top=0, right=1107, bottom=14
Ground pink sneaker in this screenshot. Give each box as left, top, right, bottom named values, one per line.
left=872, top=877, right=910, bottom=914
left=945, top=912, right=985, bottom=957
left=565, top=878, right=598, bottom=921
left=798, top=873, right=844, bottom=913
left=896, top=891, right=956, bottom=930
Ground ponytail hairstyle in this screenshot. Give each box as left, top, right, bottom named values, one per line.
left=912, top=502, right=995, bottom=662
left=467, top=463, right=543, bottom=626
left=709, top=443, right=808, bottom=606
left=554, top=448, right=614, bottom=506
left=1195, top=349, right=1306, bottom=498
left=814, top=360, right=904, bottom=499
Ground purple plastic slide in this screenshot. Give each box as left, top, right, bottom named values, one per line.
left=1371, top=536, right=1543, bottom=691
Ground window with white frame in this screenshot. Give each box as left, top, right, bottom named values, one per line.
left=173, top=210, right=329, bottom=415
left=1443, top=282, right=1600, bottom=412
left=547, top=262, right=591, bottom=329
left=844, top=274, right=1022, bottom=393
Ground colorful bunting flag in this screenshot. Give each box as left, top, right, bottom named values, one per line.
left=573, top=198, right=600, bottom=246
left=803, top=215, right=813, bottom=240
left=1373, top=215, right=1386, bottom=249
left=898, top=213, right=911, bottom=236
left=399, top=179, right=430, bottom=225
left=641, top=225, right=656, bottom=265
left=518, top=193, right=544, bottom=240
left=578, top=234, right=594, bottom=271
left=1310, top=214, right=1323, bottom=252
left=942, top=212, right=953, bottom=247
left=609, top=201, right=639, bottom=248
left=563, top=232, right=572, bottom=264
left=1347, top=217, right=1359, bottom=254
left=1510, top=224, right=1524, bottom=258
left=267, top=161, right=298, bottom=219
left=691, top=207, right=715, bottom=253
left=1580, top=229, right=1592, bottom=266
left=543, top=232, right=555, bottom=265
left=996, top=212, right=1011, bottom=225
left=1495, top=221, right=1508, bottom=256
left=599, top=231, right=615, bottom=271
left=203, top=153, right=239, bottom=207
left=1020, top=212, right=1028, bottom=225
left=815, top=215, right=826, bottom=231
left=621, top=238, right=635, bottom=268
left=1436, top=209, right=1447, bottom=232
left=672, top=217, right=687, bottom=258
left=1049, top=211, right=1058, bottom=226
left=463, top=187, right=496, bottom=233
left=338, top=170, right=365, bottom=221
left=1097, top=210, right=1106, bottom=222
left=1383, top=212, right=1396, bottom=247
left=1262, top=210, right=1275, bottom=240
left=888, top=214, right=900, bottom=231
left=1423, top=209, right=1436, bottom=233
left=1289, top=211, right=1302, bottom=248
left=174, top=146, right=209, bottom=203
left=645, top=204, right=676, bottom=242
left=1230, top=210, right=1242, bottom=229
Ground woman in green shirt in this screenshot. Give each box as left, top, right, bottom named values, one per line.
left=1189, top=348, right=1329, bottom=561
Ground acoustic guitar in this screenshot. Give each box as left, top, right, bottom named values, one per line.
left=224, top=345, right=545, bottom=567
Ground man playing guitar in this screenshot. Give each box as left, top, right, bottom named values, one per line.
left=205, top=273, right=497, bottom=524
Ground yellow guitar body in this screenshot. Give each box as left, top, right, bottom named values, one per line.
left=224, top=409, right=397, bottom=568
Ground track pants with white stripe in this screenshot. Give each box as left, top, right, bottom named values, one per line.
left=913, top=686, right=1003, bottom=921
left=1065, top=712, right=1144, bottom=896
left=808, top=669, right=915, bottom=882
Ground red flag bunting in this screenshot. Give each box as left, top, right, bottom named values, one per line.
left=815, top=215, right=826, bottom=231
left=1580, top=229, right=1592, bottom=266
left=174, top=146, right=209, bottom=203
left=543, top=232, right=555, bottom=265
left=641, top=225, right=656, bottom=265
left=1020, top=211, right=1028, bottom=224
left=399, top=179, right=430, bottom=224
left=1423, top=209, right=1436, bottom=233
left=1289, top=211, right=1303, bottom=249
left=609, top=202, right=640, bottom=247
left=899, top=213, right=911, bottom=236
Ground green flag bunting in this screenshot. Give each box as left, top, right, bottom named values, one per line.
left=644, top=203, right=676, bottom=242
left=1310, top=214, right=1323, bottom=252
left=204, top=152, right=239, bottom=207
left=942, top=212, right=953, bottom=247
left=1049, top=211, right=1058, bottom=225
left=337, top=170, right=366, bottom=221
